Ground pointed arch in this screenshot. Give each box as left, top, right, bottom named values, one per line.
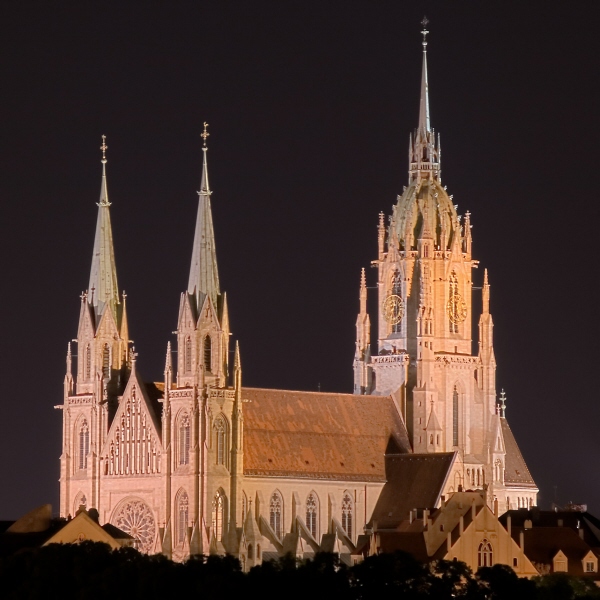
left=102, top=343, right=111, bottom=379
left=212, top=488, right=227, bottom=541
left=306, top=491, right=319, bottom=540
left=175, top=489, right=189, bottom=545
left=269, top=490, right=283, bottom=539
left=390, top=270, right=403, bottom=333
left=203, top=335, right=212, bottom=371
left=213, top=414, right=229, bottom=467
left=341, top=492, right=354, bottom=540
left=73, top=491, right=87, bottom=516
left=75, top=417, right=90, bottom=471
left=177, top=411, right=191, bottom=466
left=452, top=384, right=459, bottom=447
left=85, top=344, right=92, bottom=380
left=185, top=337, right=192, bottom=373
left=478, top=539, right=493, bottom=567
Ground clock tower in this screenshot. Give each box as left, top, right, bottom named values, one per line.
left=353, top=21, right=538, bottom=510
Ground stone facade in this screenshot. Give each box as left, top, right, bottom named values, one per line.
left=58, top=31, right=537, bottom=565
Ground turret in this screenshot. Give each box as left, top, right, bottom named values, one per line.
left=353, top=268, right=372, bottom=394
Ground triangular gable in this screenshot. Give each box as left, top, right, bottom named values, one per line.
left=44, top=511, right=120, bottom=549
left=197, top=292, right=220, bottom=330
left=77, top=300, right=96, bottom=340
left=177, top=292, right=197, bottom=332
left=95, top=301, right=120, bottom=339
left=101, top=366, right=162, bottom=474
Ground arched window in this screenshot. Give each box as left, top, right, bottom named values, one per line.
left=78, top=420, right=90, bottom=470
left=102, top=344, right=110, bottom=379
left=341, top=493, right=353, bottom=540
left=306, top=492, right=318, bottom=539
left=179, top=414, right=190, bottom=465
left=248, top=544, right=253, bottom=559
left=177, top=491, right=189, bottom=545
left=212, top=489, right=226, bottom=541
left=85, top=345, right=91, bottom=380
left=214, top=416, right=228, bottom=466
left=204, top=336, right=212, bottom=371
left=391, top=271, right=402, bottom=333
left=478, top=539, right=493, bottom=567
left=269, top=491, right=283, bottom=539
left=185, top=337, right=192, bottom=373
left=241, top=492, right=248, bottom=519
left=453, top=386, right=459, bottom=447
left=449, top=272, right=459, bottom=333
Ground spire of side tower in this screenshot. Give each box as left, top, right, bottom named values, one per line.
left=89, top=135, right=120, bottom=320
left=188, top=122, right=220, bottom=314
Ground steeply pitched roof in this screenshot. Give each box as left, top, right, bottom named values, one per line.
left=368, top=453, right=456, bottom=529
left=242, top=388, right=411, bottom=481
left=501, top=419, right=536, bottom=487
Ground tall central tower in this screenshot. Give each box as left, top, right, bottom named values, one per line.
left=353, top=22, right=538, bottom=510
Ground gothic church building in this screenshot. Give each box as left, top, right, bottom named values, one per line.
left=58, top=30, right=537, bottom=565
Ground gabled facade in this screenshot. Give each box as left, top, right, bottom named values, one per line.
left=353, top=23, right=538, bottom=511
left=58, top=27, right=537, bottom=566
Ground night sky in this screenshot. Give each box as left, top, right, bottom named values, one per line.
left=1, top=2, right=598, bottom=520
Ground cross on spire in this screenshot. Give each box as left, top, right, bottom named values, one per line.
left=421, top=16, right=429, bottom=49
left=201, top=122, right=210, bottom=148
left=100, top=135, right=108, bottom=164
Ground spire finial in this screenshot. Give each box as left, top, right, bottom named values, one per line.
left=421, top=16, right=429, bottom=50
left=100, top=135, right=108, bottom=164
left=499, top=389, right=506, bottom=419
left=201, top=122, right=210, bottom=148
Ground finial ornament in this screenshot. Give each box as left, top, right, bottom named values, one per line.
left=421, top=16, right=429, bottom=48
left=100, top=135, right=108, bottom=164
left=201, top=122, right=210, bottom=148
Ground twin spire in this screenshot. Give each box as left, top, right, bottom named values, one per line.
left=187, top=122, right=220, bottom=313
left=88, top=135, right=120, bottom=320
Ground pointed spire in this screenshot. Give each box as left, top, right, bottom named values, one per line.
left=418, top=17, right=431, bottom=134
left=188, top=123, right=220, bottom=313
left=234, top=340, right=241, bottom=371
left=359, top=268, right=367, bottom=314
left=66, top=342, right=72, bottom=377
left=165, top=341, right=172, bottom=372
left=482, top=269, right=490, bottom=314
left=89, top=136, right=120, bottom=320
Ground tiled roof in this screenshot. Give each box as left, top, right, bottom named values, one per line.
left=501, top=419, right=536, bottom=486
left=242, top=388, right=411, bottom=481
left=367, top=453, right=456, bottom=528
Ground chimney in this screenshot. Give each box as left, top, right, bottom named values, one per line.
left=494, top=498, right=499, bottom=517
left=423, top=509, right=429, bottom=527
left=507, top=515, right=512, bottom=537
left=579, top=528, right=585, bottom=540
left=519, top=531, right=524, bottom=552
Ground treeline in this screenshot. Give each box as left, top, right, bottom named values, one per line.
left=0, top=542, right=598, bottom=599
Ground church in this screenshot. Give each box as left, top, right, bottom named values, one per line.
left=57, top=25, right=537, bottom=566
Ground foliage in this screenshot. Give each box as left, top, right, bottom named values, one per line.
left=0, top=543, right=598, bottom=600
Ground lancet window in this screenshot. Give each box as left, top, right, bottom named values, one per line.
left=214, top=416, right=228, bottom=467
left=391, top=271, right=402, bottom=333
left=204, top=336, right=212, bottom=372
left=102, top=343, right=110, bottom=379
left=306, top=492, right=318, bottom=539
left=341, top=493, right=353, bottom=540
left=78, top=420, right=90, bottom=470
left=85, top=344, right=91, bottom=380
left=185, top=337, right=192, bottom=373
left=478, top=539, right=493, bottom=567
left=449, top=272, right=459, bottom=333
left=212, top=489, right=225, bottom=541
left=179, top=414, right=191, bottom=466
left=452, top=386, right=459, bottom=447
left=270, top=491, right=283, bottom=539
left=176, top=491, right=189, bottom=545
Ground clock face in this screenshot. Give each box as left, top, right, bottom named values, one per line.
left=383, top=294, right=404, bottom=325
left=447, top=293, right=468, bottom=324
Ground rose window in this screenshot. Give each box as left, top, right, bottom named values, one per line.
left=113, top=499, right=156, bottom=553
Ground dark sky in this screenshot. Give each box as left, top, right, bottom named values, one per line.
left=1, top=2, right=599, bottom=519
